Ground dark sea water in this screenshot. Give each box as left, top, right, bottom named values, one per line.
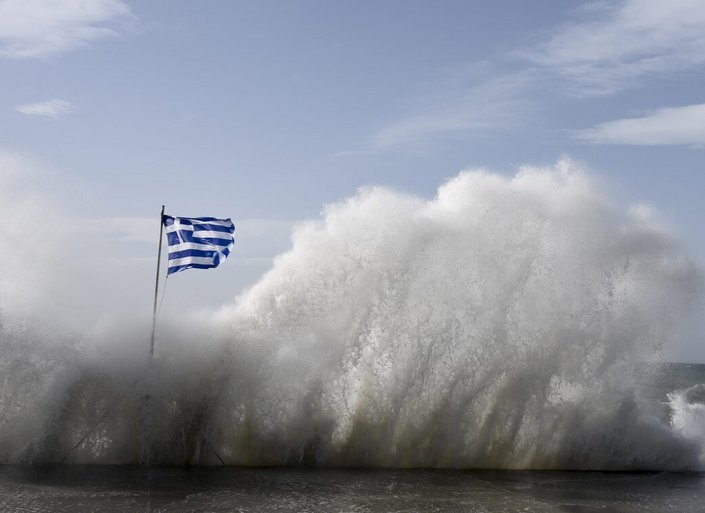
left=1, top=466, right=705, bottom=513
left=2, top=363, right=705, bottom=512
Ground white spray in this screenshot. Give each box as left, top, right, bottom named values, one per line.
left=0, top=158, right=702, bottom=469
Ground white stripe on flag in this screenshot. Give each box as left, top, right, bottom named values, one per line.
left=167, top=242, right=228, bottom=253
left=168, top=256, right=216, bottom=268
left=191, top=230, right=234, bottom=240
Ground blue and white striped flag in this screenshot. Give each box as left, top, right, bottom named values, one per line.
left=163, top=215, right=235, bottom=275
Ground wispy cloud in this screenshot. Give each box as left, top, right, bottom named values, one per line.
left=339, top=1, right=705, bottom=155
left=575, top=103, right=705, bottom=147
left=371, top=73, right=533, bottom=151
left=0, top=0, right=134, bottom=59
left=15, top=98, right=76, bottom=118
left=524, top=0, right=705, bottom=96
left=335, top=69, right=536, bottom=155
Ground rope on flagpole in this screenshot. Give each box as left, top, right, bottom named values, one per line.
left=156, top=275, right=168, bottom=320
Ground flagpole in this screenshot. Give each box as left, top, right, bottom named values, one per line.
left=150, top=205, right=165, bottom=357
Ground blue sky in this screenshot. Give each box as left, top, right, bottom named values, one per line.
left=1, top=1, right=704, bottom=352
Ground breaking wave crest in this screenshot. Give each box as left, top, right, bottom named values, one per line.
left=669, top=384, right=705, bottom=459
left=1, top=159, right=703, bottom=469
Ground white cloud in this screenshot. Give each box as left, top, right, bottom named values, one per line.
left=575, top=103, right=705, bottom=147
left=0, top=0, right=134, bottom=59
left=525, top=0, right=705, bottom=95
left=363, top=71, right=534, bottom=152
left=15, top=98, right=75, bottom=118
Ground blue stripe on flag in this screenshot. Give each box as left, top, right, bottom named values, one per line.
left=167, top=263, right=219, bottom=274
left=192, top=223, right=233, bottom=233
left=190, top=237, right=232, bottom=246
left=181, top=217, right=223, bottom=222
left=167, top=249, right=218, bottom=260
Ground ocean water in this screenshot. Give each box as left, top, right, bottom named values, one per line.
left=1, top=464, right=705, bottom=512
left=2, top=165, right=705, bottom=509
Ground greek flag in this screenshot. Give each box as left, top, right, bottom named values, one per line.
left=163, top=215, right=235, bottom=275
